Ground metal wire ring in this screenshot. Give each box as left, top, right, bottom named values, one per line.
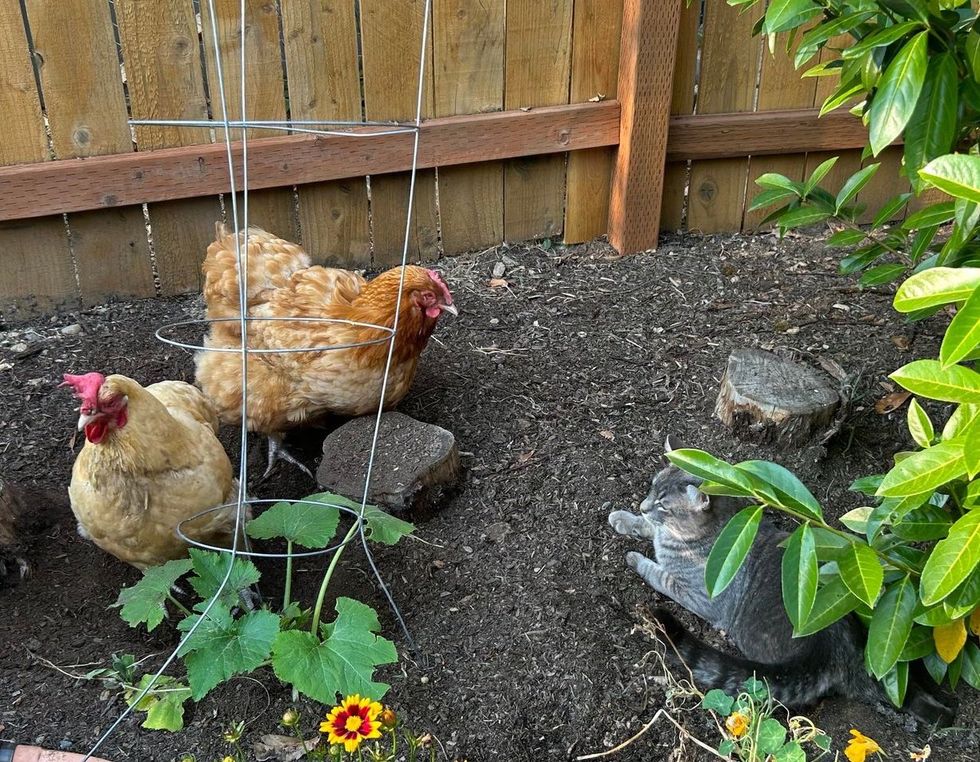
left=174, top=497, right=369, bottom=559
left=155, top=316, right=395, bottom=354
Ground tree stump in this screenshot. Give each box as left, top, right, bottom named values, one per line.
left=715, top=349, right=839, bottom=448
left=317, top=412, right=460, bottom=518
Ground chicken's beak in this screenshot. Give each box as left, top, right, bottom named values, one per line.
left=77, top=412, right=97, bottom=431
left=440, top=303, right=459, bottom=317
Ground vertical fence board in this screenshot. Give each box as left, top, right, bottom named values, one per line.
left=116, top=0, right=222, bottom=295
left=743, top=40, right=819, bottom=229
left=504, top=0, right=574, bottom=242
left=281, top=0, right=370, bottom=268
left=433, top=0, right=505, bottom=254
left=0, top=1, right=76, bottom=318
left=200, top=0, right=298, bottom=240
left=563, top=0, right=623, bottom=244
left=660, top=0, right=699, bottom=232
left=686, top=2, right=759, bottom=234
left=361, top=0, right=439, bottom=267
left=25, top=0, right=155, bottom=305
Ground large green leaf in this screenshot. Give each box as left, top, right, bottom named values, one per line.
left=763, top=0, right=822, bottom=33
left=666, top=449, right=755, bottom=495
left=893, top=267, right=980, bottom=312
left=735, top=460, right=823, bottom=520
left=796, top=576, right=860, bottom=636
left=177, top=604, right=280, bottom=700
left=943, top=402, right=980, bottom=439
left=796, top=12, right=876, bottom=68
left=904, top=54, right=958, bottom=190
left=877, top=440, right=966, bottom=497
left=246, top=497, right=340, bottom=549
left=187, top=548, right=261, bottom=610
left=361, top=504, right=416, bottom=545
left=114, top=558, right=193, bottom=632
left=889, top=360, right=980, bottom=404
left=127, top=675, right=192, bottom=732
left=869, top=32, right=928, bottom=156
left=963, top=642, right=980, bottom=691
left=839, top=541, right=884, bottom=607
left=920, top=154, right=980, bottom=204
left=881, top=661, right=910, bottom=707
left=842, top=21, right=923, bottom=60
left=782, top=524, right=818, bottom=629
left=705, top=506, right=763, bottom=598
left=892, top=504, right=953, bottom=541
left=899, top=625, right=934, bottom=661
left=940, top=285, right=980, bottom=368
left=756, top=717, right=788, bottom=756
left=271, top=597, right=398, bottom=702
left=778, top=206, right=832, bottom=229
left=804, top=157, right=839, bottom=196
left=902, top=202, right=956, bottom=231
left=920, top=509, right=980, bottom=605
left=748, top=187, right=799, bottom=212
left=836, top=164, right=881, bottom=212
left=867, top=576, right=916, bottom=678
left=906, top=398, right=934, bottom=448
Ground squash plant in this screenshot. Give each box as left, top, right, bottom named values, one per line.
left=112, top=492, right=414, bottom=731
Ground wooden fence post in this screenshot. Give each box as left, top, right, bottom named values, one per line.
left=608, top=0, right=683, bottom=254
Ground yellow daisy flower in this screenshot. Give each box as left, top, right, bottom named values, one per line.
left=320, top=694, right=383, bottom=753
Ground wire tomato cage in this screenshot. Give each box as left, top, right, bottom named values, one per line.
left=84, top=0, right=433, bottom=758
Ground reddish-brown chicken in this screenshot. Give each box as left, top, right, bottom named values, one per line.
left=195, top=224, right=457, bottom=477
left=63, top=372, right=247, bottom=570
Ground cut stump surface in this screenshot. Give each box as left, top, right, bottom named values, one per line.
left=715, top=349, right=839, bottom=448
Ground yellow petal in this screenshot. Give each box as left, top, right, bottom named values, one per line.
left=970, top=607, right=980, bottom=637
left=934, top=618, right=967, bottom=663
left=845, top=742, right=867, bottom=762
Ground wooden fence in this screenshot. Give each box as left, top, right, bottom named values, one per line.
left=0, top=0, right=908, bottom=320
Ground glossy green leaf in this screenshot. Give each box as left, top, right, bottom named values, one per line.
left=756, top=173, right=806, bottom=194
left=920, top=154, right=980, bottom=204
left=890, top=359, right=980, bottom=403
left=894, top=267, right=980, bottom=312
left=811, top=527, right=854, bottom=562
left=763, top=0, right=822, bottom=34
left=881, top=661, right=909, bottom=707
left=891, top=504, right=953, bottom=541
left=904, top=54, right=959, bottom=190
left=841, top=21, right=924, bottom=60
left=827, top=229, right=868, bottom=247
left=907, top=398, right=934, bottom=447
left=735, top=460, right=823, bottom=520
left=820, top=82, right=866, bottom=117
left=705, top=506, right=763, bottom=598
left=839, top=506, right=873, bottom=534
left=871, top=193, right=913, bottom=227
left=966, top=30, right=980, bottom=81
left=940, top=285, right=980, bottom=368
left=804, top=156, right=839, bottom=196
left=920, top=509, right=980, bottom=605
left=666, top=449, right=756, bottom=495
left=943, top=402, right=980, bottom=440
left=903, top=202, right=956, bottom=231
left=840, top=244, right=886, bottom=274
left=840, top=541, right=884, bottom=607
left=836, top=164, right=881, bottom=212
left=860, top=263, right=906, bottom=287
left=796, top=576, right=860, bottom=636
left=782, top=524, right=819, bottom=629
left=796, top=12, right=876, bottom=68
left=962, top=642, right=980, bottom=691
left=877, top=440, right=966, bottom=496
left=908, top=225, right=938, bottom=264
left=867, top=576, right=916, bottom=678
left=778, top=206, right=832, bottom=229
left=749, top=187, right=800, bottom=212
left=898, top=625, right=934, bottom=661
left=850, top=475, right=885, bottom=496
left=869, top=32, right=928, bottom=156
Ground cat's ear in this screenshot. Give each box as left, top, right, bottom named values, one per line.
left=685, top=484, right=710, bottom=511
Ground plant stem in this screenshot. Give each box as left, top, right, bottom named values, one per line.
left=166, top=593, right=192, bottom=618
left=311, top=521, right=361, bottom=635
left=283, top=540, right=294, bottom=612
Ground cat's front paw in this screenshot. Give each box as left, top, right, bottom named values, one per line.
left=608, top=510, right=638, bottom=537
left=626, top=550, right=650, bottom=571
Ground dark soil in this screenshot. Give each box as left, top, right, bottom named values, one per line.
left=1, top=232, right=978, bottom=762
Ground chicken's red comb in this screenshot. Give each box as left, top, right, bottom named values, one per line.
left=426, top=269, right=453, bottom=304
left=61, top=372, right=105, bottom=405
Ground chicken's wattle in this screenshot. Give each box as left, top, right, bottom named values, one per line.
left=84, top=419, right=109, bottom=444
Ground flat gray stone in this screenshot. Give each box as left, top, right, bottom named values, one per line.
left=317, top=412, right=460, bottom=517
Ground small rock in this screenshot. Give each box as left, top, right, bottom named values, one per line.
left=483, top=522, right=510, bottom=543
left=318, top=412, right=460, bottom=517
left=492, top=261, right=506, bottom=278
left=60, top=323, right=83, bottom=336
left=59, top=739, right=72, bottom=751
left=10, top=343, right=27, bottom=353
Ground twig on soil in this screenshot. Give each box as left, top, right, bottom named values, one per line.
left=575, top=709, right=727, bottom=761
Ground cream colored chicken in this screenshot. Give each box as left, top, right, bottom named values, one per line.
left=195, top=224, right=456, bottom=478
left=63, top=372, right=247, bottom=570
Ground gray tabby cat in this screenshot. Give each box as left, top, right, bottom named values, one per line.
left=609, top=455, right=954, bottom=727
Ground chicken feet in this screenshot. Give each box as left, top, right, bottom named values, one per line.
left=261, top=435, right=314, bottom=482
